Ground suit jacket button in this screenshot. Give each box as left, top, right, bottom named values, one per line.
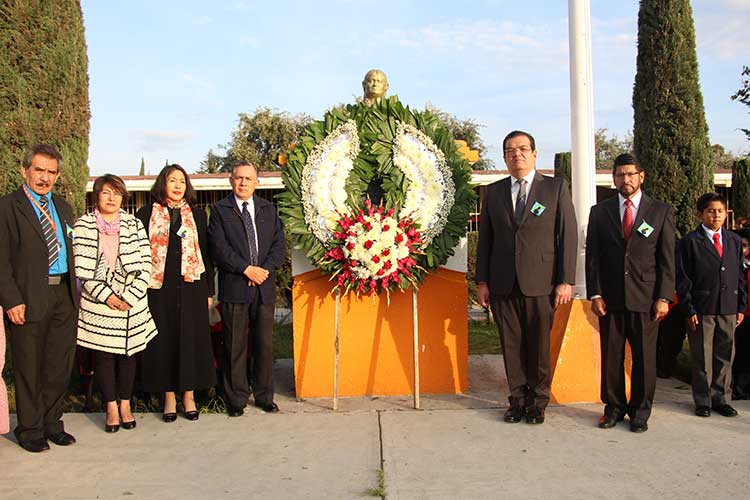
left=721, top=266, right=726, bottom=271
left=624, top=270, right=629, bottom=276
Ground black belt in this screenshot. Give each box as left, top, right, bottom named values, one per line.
left=48, top=273, right=69, bottom=286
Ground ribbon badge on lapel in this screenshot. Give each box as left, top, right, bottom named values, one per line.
left=66, top=223, right=75, bottom=240
left=530, top=201, right=546, bottom=216
left=637, top=220, right=654, bottom=238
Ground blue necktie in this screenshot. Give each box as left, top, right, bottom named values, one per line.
left=242, top=201, right=258, bottom=265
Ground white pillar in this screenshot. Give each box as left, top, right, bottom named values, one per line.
left=568, top=0, right=597, bottom=298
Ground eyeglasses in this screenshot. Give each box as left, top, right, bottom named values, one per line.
left=503, top=146, right=533, bottom=155
left=613, top=171, right=641, bottom=179
left=100, top=190, right=123, bottom=198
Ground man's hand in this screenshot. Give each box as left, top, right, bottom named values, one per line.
left=652, top=300, right=669, bottom=322
left=244, top=265, right=269, bottom=285
left=477, top=283, right=490, bottom=308
left=591, top=297, right=607, bottom=317
left=208, top=296, right=214, bottom=309
left=106, top=294, right=131, bottom=311
left=553, top=283, right=573, bottom=309
left=686, top=314, right=699, bottom=332
left=6, top=304, right=26, bottom=325
left=738, top=313, right=745, bottom=327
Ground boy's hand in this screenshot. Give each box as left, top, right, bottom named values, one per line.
left=687, top=314, right=699, bottom=332
left=738, top=313, right=745, bottom=326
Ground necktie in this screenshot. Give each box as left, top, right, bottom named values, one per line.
left=242, top=202, right=258, bottom=265
left=39, top=196, right=59, bottom=268
left=622, top=199, right=633, bottom=241
left=713, top=232, right=723, bottom=258
left=514, top=179, right=527, bottom=224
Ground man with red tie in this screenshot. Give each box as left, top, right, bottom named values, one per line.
left=585, top=153, right=675, bottom=433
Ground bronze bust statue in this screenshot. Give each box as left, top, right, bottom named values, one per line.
left=362, top=69, right=389, bottom=106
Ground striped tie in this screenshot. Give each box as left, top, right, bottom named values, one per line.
left=242, top=201, right=258, bottom=266
left=38, top=196, right=59, bottom=268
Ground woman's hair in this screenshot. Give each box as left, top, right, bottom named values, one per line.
left=150, top=164, right=197, bottom=206
left=92, top=174, right=129, bottom=206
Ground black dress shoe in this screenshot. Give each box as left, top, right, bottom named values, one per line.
left=184, top=411, right=200, bottom=421
left=503, top=405, right=525, bottom=423
left=598, top=409, right=625, bottom=429
left=121, top=420, right=137, bottom=430
left=630, top=418, right=648, bottom=433
left=227, top=406, right=244, bottom=417
left=695, top=406, right=711, bottom=417
left=105, top=423, right=120, bottom=433
left=525, top=406, right=545, bottom=424
left=713, top=403, right=739, bottom=417
left=162, top=412, right=177, bottom=423
left=255, top=402, right=279, bottom=413
left=47, top=431, right=76, bottom=446
left=19, top=438, right=50, bottom=453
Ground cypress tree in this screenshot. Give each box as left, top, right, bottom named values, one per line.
left=554, top=152, right=572, bottom=193
left=139, top=157, right=145, bottom=176
left=0, top=0, right=90, bottom=215
left=632, top=0, right=712, bottom=238
left=732, top=158, right=750, bottom=221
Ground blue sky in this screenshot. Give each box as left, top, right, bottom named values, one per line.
left=80, top=0, right=750, bottom=175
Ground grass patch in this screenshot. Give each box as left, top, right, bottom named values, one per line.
left=365, top=469, right=386, bottom=499
left=468, top=321, right=501, bottom=355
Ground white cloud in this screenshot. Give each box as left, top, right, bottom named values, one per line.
left=694, top=2, right=750, bottom=60
left=239, top=36, right=260, bottom=48
left=192, top=15, right=212, bottom=26
left=134, top=129, right=195, bottom=153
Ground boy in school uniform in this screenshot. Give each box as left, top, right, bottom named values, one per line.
left=676, top=193, right=747, bottom=417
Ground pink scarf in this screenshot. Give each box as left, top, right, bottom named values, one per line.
left=147, top=201, right=205, bottom=288
left=95, top=209, right=120, bottom=271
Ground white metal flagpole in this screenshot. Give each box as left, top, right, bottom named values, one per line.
left=568, top=0, right=597, bottom=298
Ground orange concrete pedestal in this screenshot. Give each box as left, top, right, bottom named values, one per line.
left=292, top=268, right=468, bottom=398
left=549, top=299, right=632, bottom=404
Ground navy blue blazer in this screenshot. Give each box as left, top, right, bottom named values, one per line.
left=208, top=194, right=286, bottom=304
left=676, top=225, right=747, bottom=317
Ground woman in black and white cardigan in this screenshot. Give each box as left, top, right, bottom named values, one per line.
left=73, top=174, right=158, bottom=433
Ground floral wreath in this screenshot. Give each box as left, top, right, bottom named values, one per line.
left=278, top=96, right=475, bottom=296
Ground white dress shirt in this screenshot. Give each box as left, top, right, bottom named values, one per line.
left=510, top=169, right=537, bottom=207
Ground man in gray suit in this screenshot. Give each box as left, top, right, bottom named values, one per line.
left=476, top=131, right=578, bottom=424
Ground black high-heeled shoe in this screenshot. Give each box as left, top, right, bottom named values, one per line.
left=183, top=410, right=199, bottom=421
left=162, top=412, right=177, bottom=423
left=105, top=422, right=120, bottom=433
left=121, top=419, right=137, bottom=430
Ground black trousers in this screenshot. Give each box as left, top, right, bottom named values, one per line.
left=599, top=310, right=658, bottom=421
left=95, top=351, right=136, bottom=403
left=8, top=283, right=76, bottom=443
left=221, top=288, right=275, bottom=409
left=490, top=290, right=554, bottom=409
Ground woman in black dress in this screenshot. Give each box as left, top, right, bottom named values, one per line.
left=136, top=165, right=216, bottom=421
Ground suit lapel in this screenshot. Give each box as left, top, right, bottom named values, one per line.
left=602, top=196, right=623, bottom=242
left=14, top=188, right=46, bottom=244
left=697, top=225, right=722, bottom=261
left=517, top=172, right=544, bottom=226
left=498, top=177, right=514, bottom=221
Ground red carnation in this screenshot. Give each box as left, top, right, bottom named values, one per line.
left=382, top=224, right=390, bottom=232
left=346, top=242, right=355, bottom=251
left=364, top=240, right=373, bottom=249
left=372, top=255, right=380, bottom=264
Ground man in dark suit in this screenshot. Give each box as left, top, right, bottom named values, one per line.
left=0, top=144, right=79, bottom=452
left=208, top=162, right=286, bottom=416
left=476, top=130, right=577, bottom=425
left=586, top=153, right=675, bottom=433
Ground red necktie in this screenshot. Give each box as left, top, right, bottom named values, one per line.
left=713, top=232, right=723, bottom=258
left=622, top=199, right=633, bottom=240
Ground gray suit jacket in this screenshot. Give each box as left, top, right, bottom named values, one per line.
left=476, top=172, right=578, bottom=297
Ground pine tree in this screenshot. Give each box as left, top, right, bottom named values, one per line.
left=0, top=0, right=90, bottom=215
left=633, top=0, right=712, bottom=238
left=732, top=158, right=750, bottom=220
left=554, top=152, right=572, bottom=193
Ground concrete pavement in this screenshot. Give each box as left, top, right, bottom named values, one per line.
left=2, top=355, right=750, bottom=500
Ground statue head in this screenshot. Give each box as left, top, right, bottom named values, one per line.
left=362, top=69, right=389, bottom=106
